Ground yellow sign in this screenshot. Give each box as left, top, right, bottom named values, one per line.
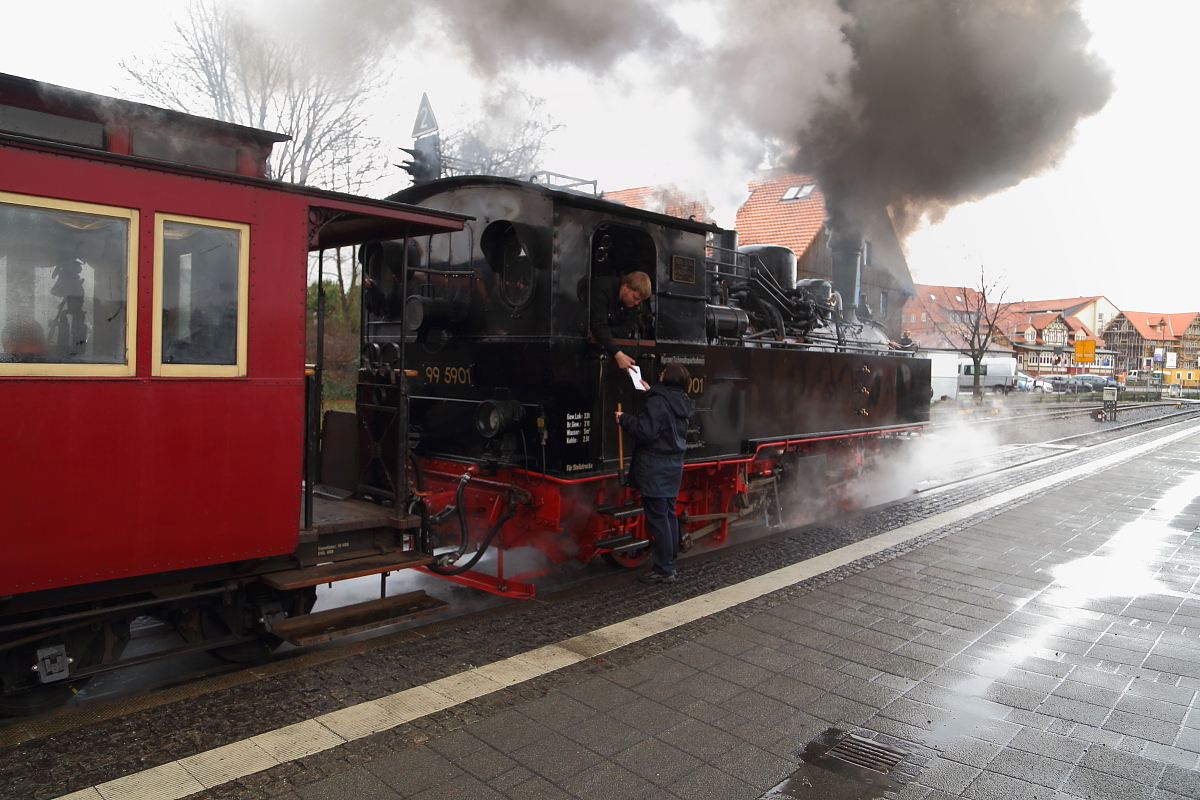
left=1074, top=340, right=1095, bottom=363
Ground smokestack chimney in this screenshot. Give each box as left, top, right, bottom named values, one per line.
left=829, top=223, right=862, bottom=324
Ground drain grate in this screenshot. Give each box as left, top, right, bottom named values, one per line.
left=797, top=728, right=912, bottom=792
left=760, top=729, right=922, bottom=800
left=821, top=732, right=907, bottom=773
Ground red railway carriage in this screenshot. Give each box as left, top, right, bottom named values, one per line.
left=0, top=74, right=465, bottom=713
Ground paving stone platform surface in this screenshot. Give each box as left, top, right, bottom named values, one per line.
left=214, top=432, right=1200, bottom=800
left=19, top=427, right=1200, bottom=800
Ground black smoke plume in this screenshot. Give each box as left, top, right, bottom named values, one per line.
left=798, top=0, right=1113, bottom=238
left=285, top=0, right=1112, bottom=240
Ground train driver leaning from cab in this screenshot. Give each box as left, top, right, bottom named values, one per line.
left=590, top=270, right=652, bottom=372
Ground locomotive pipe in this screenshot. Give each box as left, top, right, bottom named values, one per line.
left=405, top=294, right=468, bottom=332
left=426, top=501, right=517, bottom=576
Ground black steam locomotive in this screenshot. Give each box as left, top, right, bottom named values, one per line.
left=343, top=176, right=931, bottom=596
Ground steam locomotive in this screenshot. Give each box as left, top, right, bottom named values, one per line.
left=0, top=73, right=928, bottom=716
left=343, top=175, right=931, bottom=598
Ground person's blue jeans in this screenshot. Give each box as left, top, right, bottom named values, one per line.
left=641, top=495, right=678, bottom=576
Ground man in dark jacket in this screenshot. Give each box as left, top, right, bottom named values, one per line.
left=616, top=363, right=695, bottom=583
left=591, top=271, right=652, bottom=371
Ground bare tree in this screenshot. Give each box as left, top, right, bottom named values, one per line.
left=925, top=268, right=1011, bottom=404
left=120, top=0, right=387, bottom=191
left=441, top=90, right=562, bottom=177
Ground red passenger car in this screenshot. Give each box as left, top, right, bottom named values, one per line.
left=0, top=73, right=465, bottom=714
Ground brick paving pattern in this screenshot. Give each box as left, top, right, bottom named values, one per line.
left=187, top=432, right=1200, bottom=799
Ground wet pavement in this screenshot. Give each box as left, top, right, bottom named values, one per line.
left=9, top=420, right=1200, bottom=800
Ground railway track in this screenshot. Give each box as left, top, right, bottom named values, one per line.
left=916, top=400, right=1200, bottom=493
left=5, top=404, right=1200, bottom=745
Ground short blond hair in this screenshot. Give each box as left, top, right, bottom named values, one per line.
left=622, top=271, right=652, bottom=299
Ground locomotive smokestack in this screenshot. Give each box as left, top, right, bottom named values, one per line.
left=828, top=219, right=862, bottom=322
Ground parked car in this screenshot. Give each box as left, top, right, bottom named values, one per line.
left=1015, top=372, right=1035, bottom=392
left=1070, top=376, right=1104, bottom=393
left=1030, top=376, right=1056, bottom=393
left=1063, top=374, right=1119, bottom=393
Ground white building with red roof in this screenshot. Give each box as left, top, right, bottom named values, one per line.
left=1003, top=295, right=1121, bottom=341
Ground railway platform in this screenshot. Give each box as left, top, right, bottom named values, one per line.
left=11, top=421, right=1200, bottom=800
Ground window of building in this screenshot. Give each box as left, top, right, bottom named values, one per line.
left=153, top=214, right=249, bottom=377
left=879, top=291, right=888, bottom=316
left=0, top=191, right=138, bottom=376
left=780, top=184, right=815, bottom=201
left=921, top=312, right=927, bottom=322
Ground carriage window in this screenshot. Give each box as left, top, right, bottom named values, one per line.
left=0, top=192, right=137, bottom=376
left=153, top=214, right=249, bottom=377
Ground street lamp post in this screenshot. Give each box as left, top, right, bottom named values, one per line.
left=1156, top=317, right=1167, bottom=400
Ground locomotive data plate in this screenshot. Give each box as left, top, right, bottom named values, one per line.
left=421, top=364, right=476, bottom=387
left=671, top=254, right=697, bottom=284
left=564, top=411, right=593, bottom=446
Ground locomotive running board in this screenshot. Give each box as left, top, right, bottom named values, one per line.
left=261, top=552, right=434, bottom=590
left=596, top=504, right=644, bottom=519
left=268, top=590, right=449, bottom=646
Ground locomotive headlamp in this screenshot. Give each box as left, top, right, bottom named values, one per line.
left=475, top=399, right=526, bottom=439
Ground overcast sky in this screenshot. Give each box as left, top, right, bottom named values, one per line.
left=2, top=1, right=1196, bottom=312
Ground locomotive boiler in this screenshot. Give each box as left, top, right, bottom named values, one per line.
left=343, top=176, right=931, bottom=597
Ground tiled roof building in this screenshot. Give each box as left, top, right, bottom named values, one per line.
left=903, top=284, right=1010, bottom=354
left=1104, top=311, right=1200, bottom=374
left=1004, top=295, right=1120, bottom=340
left=601, top=185, right=715, bottom=224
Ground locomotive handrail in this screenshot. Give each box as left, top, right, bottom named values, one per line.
left=656, top=291, right=708, bottom=302
left=405, top=267, right=474, bottom=277
left=744, top=422, right=926, bottom=451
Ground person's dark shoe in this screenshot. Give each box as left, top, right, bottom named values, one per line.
left=638, top=571, right=677, bottom=584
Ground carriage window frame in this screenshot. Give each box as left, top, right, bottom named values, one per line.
left=152, top=213, right=250, bottom=377
left=0, top=191, right=138, bottom=377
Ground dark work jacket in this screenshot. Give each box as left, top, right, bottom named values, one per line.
left=619, top=384, right=696, bottom=498
left=590, top=276, right=646, bottom=356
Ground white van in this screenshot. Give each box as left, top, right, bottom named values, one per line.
left=922, top=352, right=959, bottom=401
left=957, top=356, right=1017, bottom=394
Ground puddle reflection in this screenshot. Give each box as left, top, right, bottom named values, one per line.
left=930, top=470, right=1200, bottom=746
